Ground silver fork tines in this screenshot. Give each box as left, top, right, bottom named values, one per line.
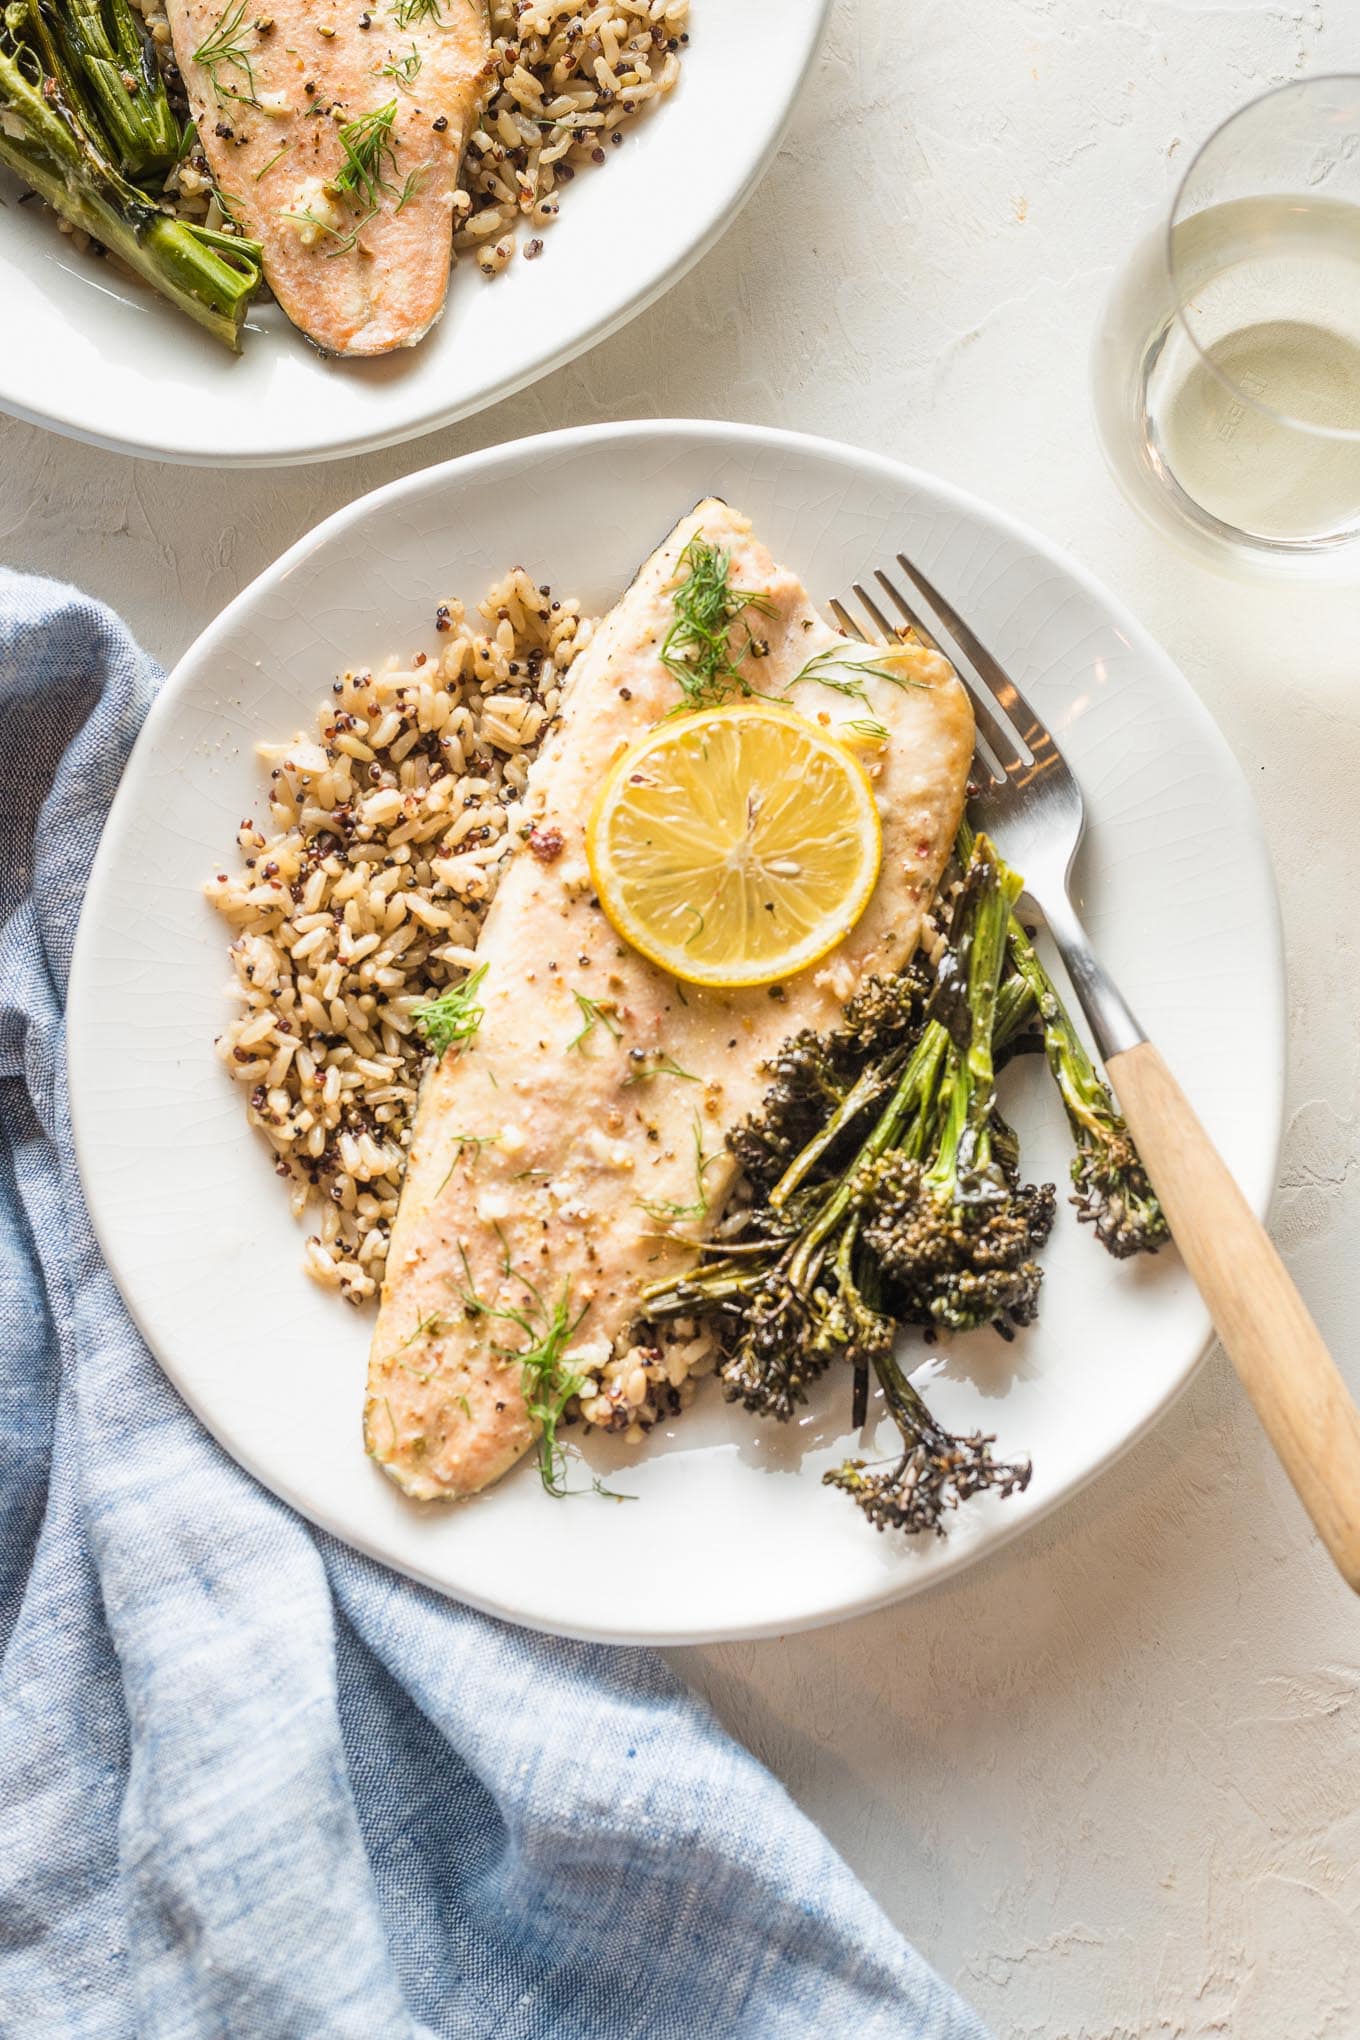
left=830, top=552, right=1145, bottom=1061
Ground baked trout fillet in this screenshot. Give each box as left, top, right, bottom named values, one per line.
left=366, top=503, right=975, bottom=1500
left=165, top=0, right=490, bottom=354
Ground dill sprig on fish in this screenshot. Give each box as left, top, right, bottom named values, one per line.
left=378, top=42, right=423, bottom=89
left=784, top=645, right=930, bottom=706
left=191, top=0, right=261, bottom=106
left=568, top=992, right=623, bottom=1052
left=393, top=164, right=428, bottom=214
left=638, top=1116, right=719, bottom=1224
left=413, top=965, right=487, bottom=1056
left=276, top=202, right=379, bottom=257
left=622, top=1051, right=699, bottom=1086
left=330, top=98, right=399, bottom=209
left=254, top=139, right=292, bottom=181
left=391, top=0, right=443, bottom=28
left=456, top=1248, right=617, bottom=1499
left=660, top=538, right=776, bottom=710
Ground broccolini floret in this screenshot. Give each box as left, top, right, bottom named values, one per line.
left=860, top=1151, right=1055, bottom=1337
left=957, top=815, right=1169, bottom=1262
left=823, top=1346, right=1031, bottom=1536
left=641, top=834, right=1051, bottom=1535
left=725, top=964, right=929, bottom=1195
left=853, top=842, right=1055, bottom=1337
left=638, top=819, right=1168, bottom=1540
left=1000, top=918, right=1166, bottom=1258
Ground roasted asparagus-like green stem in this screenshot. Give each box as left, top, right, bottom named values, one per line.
left=0, top=36, right=260, bottom=350
left=6, top=0, right=178, bottom=178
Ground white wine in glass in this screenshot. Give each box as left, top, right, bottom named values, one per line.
left=1094, top=80, right=1360, bottom=570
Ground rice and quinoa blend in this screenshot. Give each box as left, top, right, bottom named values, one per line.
left=206, top=573, right=713, bottom=1445
left=101, top=1, right=690, bottom=278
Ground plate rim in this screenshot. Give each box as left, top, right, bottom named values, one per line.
left=0, top=2, right=832, bottom=469
left=67, top=417, right=1288, bottom=1642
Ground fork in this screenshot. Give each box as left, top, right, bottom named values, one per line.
left=832, top=556, right=1360, bottom=1595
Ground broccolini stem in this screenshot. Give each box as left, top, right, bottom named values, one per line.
left=959, top=817, right=1167, bottom=1256
left=794, top=1021, right=949, bottom=1269
left=637, top=1265, right=748, bottom=1314
left=769, top=1048, right=907, bottom=1208
left=835, top=1214, right=879, bottom=1430
left=875, top=1340, right=939, bottom=1445
left=924, top=837, right=1017, bottom=1196
left=1005, top=919, right=1113, bottom=1139
left=994, top=970, right=1036, bottom=1055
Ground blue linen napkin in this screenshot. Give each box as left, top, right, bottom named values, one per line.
left=0, top=567, right=992, bottom=2040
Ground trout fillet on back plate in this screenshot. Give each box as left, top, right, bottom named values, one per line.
left=365, top=503, right=976, bottom=1500
left=165, top=0, right=490, bottom=355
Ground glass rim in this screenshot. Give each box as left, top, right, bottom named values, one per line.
left=1163, top=71, right=1360, bottom=446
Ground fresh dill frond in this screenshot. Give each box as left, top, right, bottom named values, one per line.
left=277, top=203, right=378, bottom=257
left=401, top=1310, right=444, bottom=1349
left=639, top=1114, right=719, bottom=1223
left=386, top=1309, right=445, bottom=1382
left=378, top=42, right=423, bottom=88
left=787, top=644, right=929, bottom=704
left=680, top=906, right=706, bottom=950
left=393, top=163, right=428, bottom=213
left=846, top=717, right=890, bottom=743
left=660, top=538, right=777, bottom=710
left=435, top=1133, right=496, bottom=1194
left=568, top=991, right=623, bottom=1052
left=192, top=0, right=259, bottom=105
left=436, top=1134, right=495, bottom=1191
left=622, top=1053, right=700, bottom=1087
left=413, top=965, right=487, bottom=1057
left=511, top=1290, right=590, bottom=1496
left=254, top=139, right=292, bottom=181
left=391, top=0, right=443, bottom=27
left=330, top=99, right=399, bottom=209
left=453, top=1260, right=594, bottom=1496
left=456, top=1394, right=472, bottom=1419
left=454, top=1240, right=482, bottom=1313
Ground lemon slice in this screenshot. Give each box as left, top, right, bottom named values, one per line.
left=586, top=703, right=882, bottom=989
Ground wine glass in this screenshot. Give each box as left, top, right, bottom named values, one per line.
left=1093, top=76, right=1360, bottom=574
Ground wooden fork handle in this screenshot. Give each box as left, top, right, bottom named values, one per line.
left=1106, top=1040, right=1360, bottom=1594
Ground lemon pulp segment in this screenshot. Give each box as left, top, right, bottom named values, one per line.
left=585, top=704, right=883, bottom=989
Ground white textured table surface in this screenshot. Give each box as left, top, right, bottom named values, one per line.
left=7, top=3, right=1360, bottom=2034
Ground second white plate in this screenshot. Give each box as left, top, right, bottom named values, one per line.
left=67, top=420, right=1285, bottom=1643
left=0, top=2, right=828, bottom=465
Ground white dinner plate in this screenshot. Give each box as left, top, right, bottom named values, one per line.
left=0, top=3, right=827, bottom=467
left=67, top=421, right=1285, bottom=1645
